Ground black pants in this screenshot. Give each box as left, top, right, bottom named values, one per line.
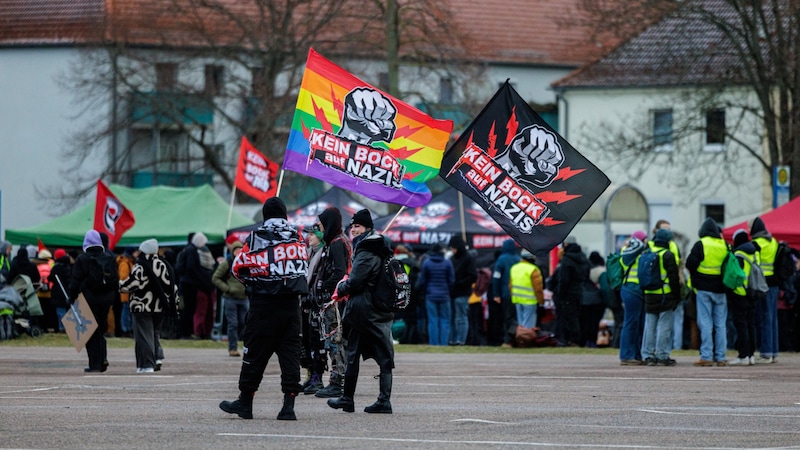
left=86, top=302, right=110, bottom=370
left=238, top=301, right=302, bottom=395
left=729, top=295, right=757, bottom=358
left=180, top=284, right=197, bottom=338
left=555, top=296, right=580, bottom=345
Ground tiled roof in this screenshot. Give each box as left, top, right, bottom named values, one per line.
left=552, top=0, right=745, bottom=89
left=0, top=0, right=612, bottom=67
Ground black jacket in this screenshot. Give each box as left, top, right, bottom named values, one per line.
left=47, top=256, right=73, bottom=308
left=686, top=217, right=726, bottom=293
left=556, top=244, right=590, bottom=301
left=449, top=237, right=477, bottom=298
left=68, top=246, right=117, bottom=306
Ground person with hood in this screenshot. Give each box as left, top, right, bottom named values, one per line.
left=619, top=231, right=648, bottom=365
left=492, top=239, right=521, bottom=347
left=120, top=238, right=176, bottom=373
left=310, top=207, right=352, bottom=398
left=8, top=245, right=41, bottom=285
left=509, top=249, right=544, bottom=329
left=47, top=249, right=72, bottom=332
left=393, top=244, right=422, bottom=344
left=640, top=229, right=681, bottom=366
left=212, top=239, right=248, bottom=357
left=749, top=217, right=780, bottom=363
left=327, top=208, right=396, bottom=414
left=220, top=197, right=308, bottom=421
left=728, top=229, right=758, bottom=365
left=555, top=236, right=590, bottom=347
left=581, top=251, right=610, bottom=348
left=686, top=217, right=729, bottom=366
left=68, top=230, right=118, bottom=373
left=448, top=235, right=477, bottom=346
left=178, top=232, right=215, bottom=339
left=417, top=243, right=455, bottom=346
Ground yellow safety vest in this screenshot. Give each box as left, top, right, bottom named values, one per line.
left=732, top=250, right=756, bottom=297
left=697, top=236, right=728, bottom=275
left=510, top=261, right=539, bottom=305
left=620, top=245, right=639, bottom=284
left=753, top=236, right=778, bottom=277
left=649, top=240, right=681, bottom=266
left=643, top=248, right=673, bottom=295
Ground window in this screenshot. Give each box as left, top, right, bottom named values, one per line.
left=155, top=63, right=178, bottom=91
left=204, top=65, right=224, bottom=97
left=440, top=78, right=453, bottom=104
left=704, top=203, right=725, bottom=226
left=652, top=109, right=673, bottom=151
left=705, top=108, right=725, bottom=151
left=378, top=72, right=389, bottom=91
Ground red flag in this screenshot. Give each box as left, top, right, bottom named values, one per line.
left=37, top=238, right=45, bottom=252
left=235, top=137, right=280, bottom=202
left=94, top=180, right=135, bottom=250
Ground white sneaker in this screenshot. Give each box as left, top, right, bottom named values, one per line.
left=755, top=356, right=774, bottom=364
left=138, top=367, right=155, bottom=373
left=748, top=356, right=756, bottom=365
left=728, top=357, right=748, bottom=365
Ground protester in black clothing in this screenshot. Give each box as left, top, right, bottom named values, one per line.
left=555, top=236, right=590, bottom=347
left=328, top=209, right=395, bottom=414
left=8, top=246, right=40, bottom=285
left=47, top=249, right=73, bottom=332
left=219, top=197, right=308, bottom=421
left=448, top=235, right=477, bottom=346
left=68, top=230, right=118, bottom=373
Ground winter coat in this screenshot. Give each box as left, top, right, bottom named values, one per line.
left=313, top=208, right=352, bottom=297
left=212, top=258, right=246, bottom=300
left=8, top=248, right=40, bottom=285
left=120, top=254, right=177, bottom=313
left=556, top=244, right=590, bottom=301
left=418, top=252, right=454, bottom=303
left=47, top=256, right=73, bottom=309
left=68, top=246, right=117, bottom=306
left=179, top=243, right=214, bottom=293
left=449, top=239, right=478, bottom=298
left=336, top=230, right=394, bottom=367
left=492, top=239, right=520, bottom=300
left=643, top=241, right=681, bottom=314
left=686, top=217, right=727, bottom=293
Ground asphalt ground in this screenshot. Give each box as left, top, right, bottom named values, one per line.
left=1, top=345, right=799, bottom=449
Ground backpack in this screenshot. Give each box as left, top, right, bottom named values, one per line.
left=473, top=267, right=492, bottom=296
left=722, top=251, right=746, bottom=290
left=744, top=254, right=768, bottom=301
left=637, top=249, right=663, bottom=291
left=0, top=313, right=16, bottom=340
left=373, top=256, right=412, bottom=313
left=774, top=242, right=795, bottom=283
left=87, top=252, right=119, bottom=293
left=606, top=252, right=628, bottom=290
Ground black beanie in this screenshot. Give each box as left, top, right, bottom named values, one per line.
left=351, top=209, right=373, bottom=229
left=262, top=197, right=287, bottom=220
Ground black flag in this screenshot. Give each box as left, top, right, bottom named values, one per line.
left=439, top=82, right=610, bottom=254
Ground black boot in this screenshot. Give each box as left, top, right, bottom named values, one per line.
left=277, top=392, right=297, bottom=420
left=303, top=373, right=323, bottom=395
left=219, top=391, right=254, bottom=419
left=364, top=373, right=392, bottom=414
left=327, top=374, right=356, bottom=413
left=315, top=374, right=344, bottom=398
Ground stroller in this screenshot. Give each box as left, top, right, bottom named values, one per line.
left=0, top=275, right=44, bottom=338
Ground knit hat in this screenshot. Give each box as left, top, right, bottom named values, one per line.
left=225, top=234, right=240, bottom=246
left=654, top=228, right=673, bottom=245
left=191, top=232, right=208, bottom=248
left=733, top=229, right=749, bottom=249
left=563, top=235, right=577, bottom=245
left=54, top=249, right=67, bottom=260
left=262, top=197, right=288, bottom=220
left=351, top=209, right=373, bottom=229
left=632, top=230, right=647, bottom=241
left=520, top=249, right=535, bottom=261
left=38, top=249, right=53, bottom=260
left=589, top=251, right=604, bottom=266
left=83, top=230, right=103, bottom=251
left=139, top=238, right=159, bottom=255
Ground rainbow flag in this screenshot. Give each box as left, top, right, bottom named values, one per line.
left=283, top=48, right=453, bottom=207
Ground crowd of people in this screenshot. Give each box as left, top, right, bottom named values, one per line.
left=4, top=196, right=800, bottom=418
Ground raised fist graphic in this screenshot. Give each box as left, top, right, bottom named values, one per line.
left=337, top=88, right=397, bottom=145
left=496, top=125, right=564, bottom=188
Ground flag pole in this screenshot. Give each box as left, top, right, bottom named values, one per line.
left=458, top=192, right=467, bottom=243
left=382, top=206, right=406, bottom=234
left=275, top=169, right=286, bottom=197
left=226, top=185, right=237, bottom=230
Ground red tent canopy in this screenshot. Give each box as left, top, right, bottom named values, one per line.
left=722, top=196, right=800, bottom=249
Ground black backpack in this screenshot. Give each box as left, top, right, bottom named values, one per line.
left=87, top=252, right=119, bottom=293
left=637, top=249, right=663, bottom=291
left=373, top=256, right=412, bottom=312
left=774, top=242, right=795, bottom=283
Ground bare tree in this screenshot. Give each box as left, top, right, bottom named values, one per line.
left=571, top=0, right=800, bottom=203
left=51, top=0, right=479, bottom=212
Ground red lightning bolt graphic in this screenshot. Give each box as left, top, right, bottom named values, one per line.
left=394, top=124, right=423, bottom=140
left=391, top=146, right=424, bottom=161
left=487, top=122, right=498, bottom=157
left=534, top=191, right=582, bottom=204
left=539, top=217, right=565, bottom=226
left=403, top=169, right=423, bottom=181
left=301, top=119, right=310, bottom=139
left=505, top=106, right=519, bottom=146
left=554, top=166, right=586, bottom=181
left=331, top=85, right=343, bottom=119
left=312, top=98, right=333, bottom=133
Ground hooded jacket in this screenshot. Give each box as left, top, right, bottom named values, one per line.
left=492, top=239, right=521, bottom=300
left=418, top=249, right=455, bottom=303
left=120, top=253, right=178, bottom=313
left=8, top=247, right=41, bottom=284
left=556, top=243, right=590, bottom=300
left=686, top=218, right=727, bottom=293
left=750, top=217, right=780, bottom=286
left=68, top=246, right=116, bottom=306
left=212, top=241, right=247, bottom=300
left=449, top=235, right=477, bottom=298
left=312, top=207, right=352, bottom=297
left=47, top=254, right=73, bottom=309
left=643, top=237, right=681, bottom=313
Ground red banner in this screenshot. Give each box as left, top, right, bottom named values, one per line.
left=93, top=180, right=135, bottom=250
left=235, top=137, right=280, bottom=202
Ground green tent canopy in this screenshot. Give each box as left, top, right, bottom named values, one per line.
left=4, top=184, right=253, bottom=248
